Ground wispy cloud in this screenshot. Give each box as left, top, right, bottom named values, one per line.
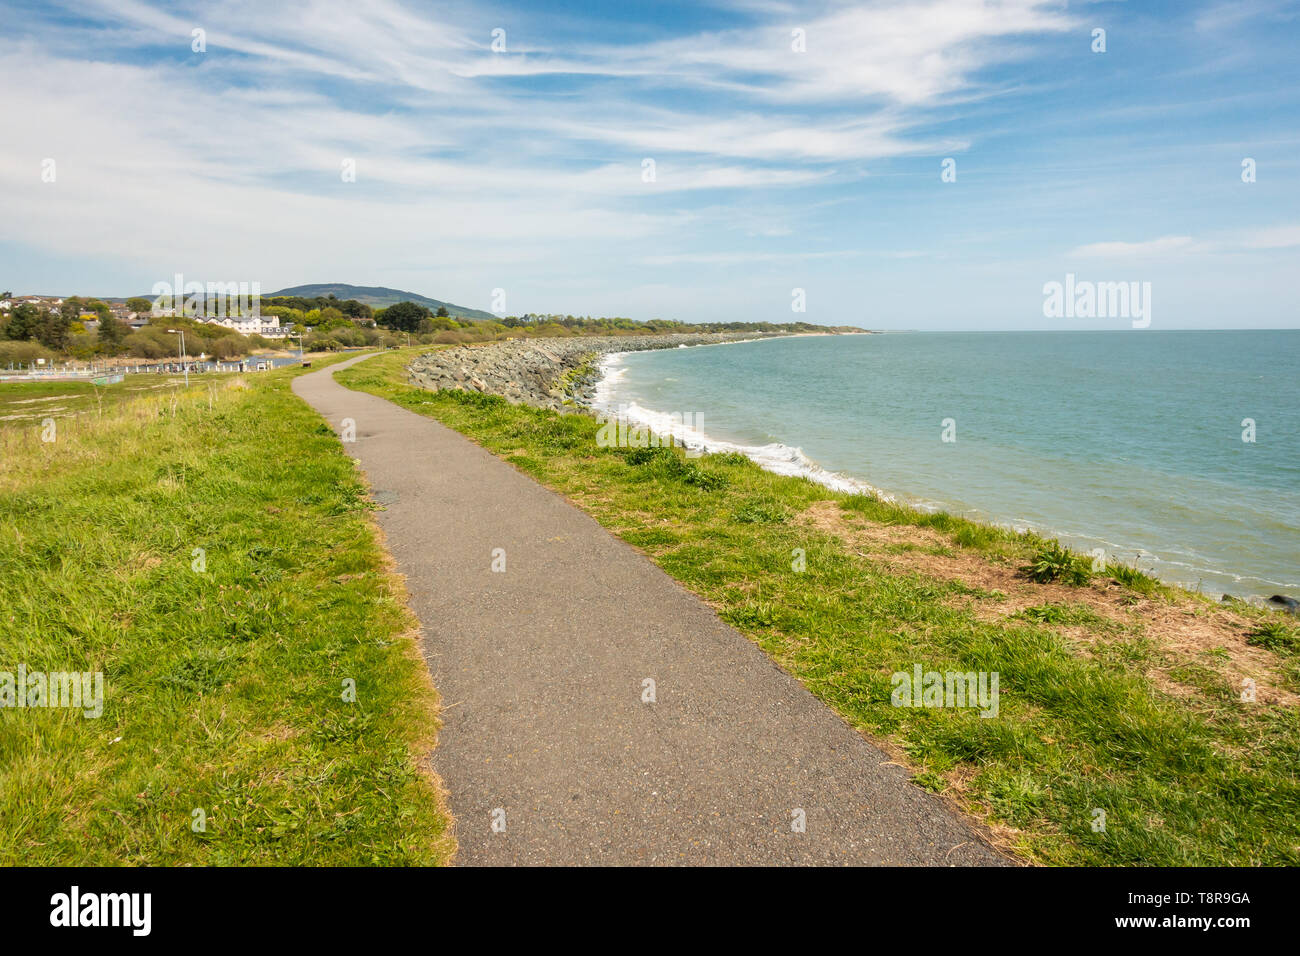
left=1, top=0, right=1296, bottom=327
left=1069, top=226, right=1300, bottom=259
left=1070, top=236, right=1207, bottom=257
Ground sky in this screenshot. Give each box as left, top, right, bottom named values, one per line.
left=1, top=0, right=1298, bottom=330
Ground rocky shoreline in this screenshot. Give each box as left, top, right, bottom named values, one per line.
left=405, top=332, right=803, bottom=411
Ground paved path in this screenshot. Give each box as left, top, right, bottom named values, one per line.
left=294, top=355, right=1009, bottom=866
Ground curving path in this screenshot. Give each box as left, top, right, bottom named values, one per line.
left=293, top=354, right=1010, bottom=866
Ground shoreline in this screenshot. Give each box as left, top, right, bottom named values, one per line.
left=405, top=333, right=1296, bottom=608
left=340, top=347, right=1300, bottom=866
left=404, top=330, right=843, bottom=411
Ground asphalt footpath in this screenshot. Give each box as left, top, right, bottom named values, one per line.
left=293, top=354, right=1010, bottom=866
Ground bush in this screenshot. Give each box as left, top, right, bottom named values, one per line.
left=127, top=328, right=175, bottom=359
left=1106, top=561, right=1160, bottom=594
left=432, top=331, right=475, bottom=345
left=0, top=340, right=55, bottom=366
left=1022, top=541, right=1092, bottom=586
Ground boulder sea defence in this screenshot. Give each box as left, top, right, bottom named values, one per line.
left=404, top=332, right=801, bottom=411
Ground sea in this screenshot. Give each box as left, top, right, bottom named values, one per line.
left=591, top=330, right=1299, bottom=601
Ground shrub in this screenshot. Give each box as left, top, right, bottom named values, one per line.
left=0, top=340, right=55, bottom=366
left=1106, top=561, right=1160, bottom=594
left=1022, top=541, right=1092, bottom=586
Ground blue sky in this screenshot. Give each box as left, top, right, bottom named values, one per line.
left=1, top=0, right=1297, bottom=329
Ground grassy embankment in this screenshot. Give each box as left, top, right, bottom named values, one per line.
left=339, top=348, right=1300, bottom=866
left=0, top=356, right=454, bottom=865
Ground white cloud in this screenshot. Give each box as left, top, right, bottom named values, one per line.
left=1236, top=224, right=1300, bottom=249
left=1069, top=236, right=1205, bottom=257
left=1069, top=227, right=1300, bottom=260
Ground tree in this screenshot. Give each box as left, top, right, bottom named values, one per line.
left=436, top=306, right=449, bottom=318
left=4, top=303, right=38, bottom=340
left=97, top=313, right=125, bottom=353
left=378, top=300, right=430, bottom=333
left=126, top=297, right=152, bottom=314
left=36, top=308, right=72, bottom=351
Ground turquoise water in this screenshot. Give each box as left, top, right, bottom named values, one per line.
left=596, top=331, right=1299, bottom=599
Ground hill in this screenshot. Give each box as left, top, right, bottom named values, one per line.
left=268, top=284, right=497, bottom=320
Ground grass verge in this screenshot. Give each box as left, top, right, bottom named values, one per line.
left=338, top=349, right=1300, bottom=866
left=0, top=358, right=454, bottom=865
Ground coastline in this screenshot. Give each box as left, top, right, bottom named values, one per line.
left=589, top=346, right=894, bottom=498
left=404, top=332, right=1296, bottom=606
left=584, top=338, right=1300, bottom=606
left=341, top=346, right=1300, bottom=866
left=404, top=330, right=851, bottom=411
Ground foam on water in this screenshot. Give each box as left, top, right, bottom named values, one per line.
left=587, top=331, right=1300, bottom=601
left=591, top=350, right=892, bottom=498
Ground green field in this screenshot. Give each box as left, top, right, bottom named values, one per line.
left=0, top=376, right=188, bottom=425
left=0, top=359, right=454, bottom=865
left=338, top=349, right=1300, bottom=866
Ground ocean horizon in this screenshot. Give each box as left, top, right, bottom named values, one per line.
left=593, top=329, right=1299, bottom=601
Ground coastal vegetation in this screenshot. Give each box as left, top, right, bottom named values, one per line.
left=3, top=286, right=859, bottom=366
left=0, top=358, right=453, bottom=865
left=338, top=348, right=1300, bottom=866
left=1, top=298, right=286, bottom=365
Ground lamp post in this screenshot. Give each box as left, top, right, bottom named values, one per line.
left=295, top=331, right=304, bottom=365
left=167, top=329, right=189, bottom=386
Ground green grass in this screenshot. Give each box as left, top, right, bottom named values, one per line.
left=1016, top=603, right=1119, bottom=630
left=338, top=349, right=1300, bottom=866
left=0, top=376, right=186, bottom=424
left=0, top=357, right=454, bottom=865
left=1248, top=619, right=1300, bottom=653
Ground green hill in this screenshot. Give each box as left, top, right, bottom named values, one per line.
left=268, top=284, right=497, bottom=320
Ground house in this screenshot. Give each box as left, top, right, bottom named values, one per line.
left=198, top=314, right=288, bottom=338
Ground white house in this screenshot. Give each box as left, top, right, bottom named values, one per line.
left=200, top=314, right=288, bottom=338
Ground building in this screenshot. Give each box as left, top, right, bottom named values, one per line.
left=199, top=314, right=288, bottom=338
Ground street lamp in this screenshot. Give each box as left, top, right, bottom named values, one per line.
left=166, top=329, right=189, bottom=386
left=295, top=331, right=304, bottom=365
